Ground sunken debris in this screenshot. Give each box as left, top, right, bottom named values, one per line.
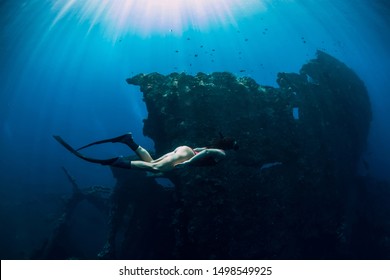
left=122, top=50, right=377, bottom=259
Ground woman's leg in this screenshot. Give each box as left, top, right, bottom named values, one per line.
left=111, top=150, right=179, bottom=172
left=130, top=160, right=157, bottom=171
left=134, top=146, right=153, bottom=162
left=111, top=158, right=162, bottom=172
left=117, top=133, right=153, bottom=162
left=109, top=157, right=154, bottom=171
left=150, top=152, right=174, bottom=163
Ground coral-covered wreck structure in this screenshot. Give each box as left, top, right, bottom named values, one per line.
left=37, top=51, right=390, bottom=259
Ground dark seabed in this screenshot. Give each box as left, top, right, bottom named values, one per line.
left=0, top=0, right=389, bottom=259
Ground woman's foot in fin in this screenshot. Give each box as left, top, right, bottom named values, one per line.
left=107, top=156, right=132, bottom=169
left=111, top=133, right=139, bottom=151
left=110, top=132, right=133, bottom=144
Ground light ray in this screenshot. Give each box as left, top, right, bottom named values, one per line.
left=50, top=0, right=269, bottom=39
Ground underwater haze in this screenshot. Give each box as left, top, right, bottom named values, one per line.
left=0, top=0, right=389, bottom=259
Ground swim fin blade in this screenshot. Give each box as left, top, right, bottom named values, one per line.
left=53, top=135, right=118, bottom=165
left=76, top=138, right=115, bottom=151
left=76, top=134, right=131, bottom=151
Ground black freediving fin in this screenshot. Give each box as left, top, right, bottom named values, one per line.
left=75, top=133, right=133, bottom=151
left=53, top=135, right=119, bottom=165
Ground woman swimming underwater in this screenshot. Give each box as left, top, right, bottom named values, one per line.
left=53, top=132, right=238, bottom=173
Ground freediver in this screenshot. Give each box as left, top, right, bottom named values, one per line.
left=53, top=132, right=238, bottom=173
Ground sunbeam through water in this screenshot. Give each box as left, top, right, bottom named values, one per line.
left=50, top=0, right=268, bottom=39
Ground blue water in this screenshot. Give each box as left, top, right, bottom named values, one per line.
left=1, top=0, right=389, bottom=258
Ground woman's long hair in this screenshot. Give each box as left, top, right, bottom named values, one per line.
left=209, top=133, right=239, bottom=151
